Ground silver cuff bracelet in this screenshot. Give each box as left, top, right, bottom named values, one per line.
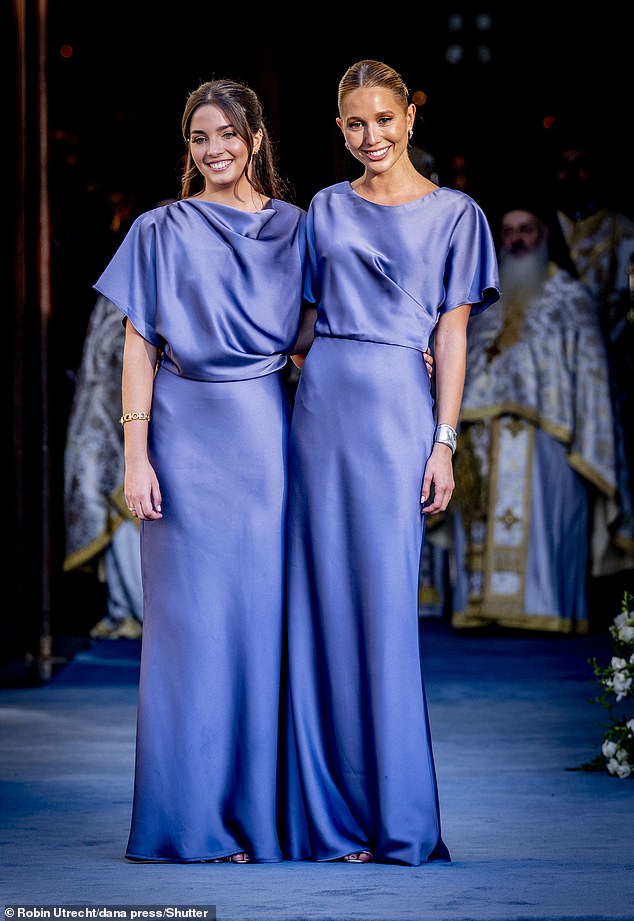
left=434, top=423, right=457, bottom=454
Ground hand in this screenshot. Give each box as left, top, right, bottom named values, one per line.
left=125, top=460, right=163, bottom=520
left=424, top=347, right=433, bottom=381
left=420, top=443, right=454, bottom=515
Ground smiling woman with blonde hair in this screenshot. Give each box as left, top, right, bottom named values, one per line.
left=282, top=59, right=500, bottom=866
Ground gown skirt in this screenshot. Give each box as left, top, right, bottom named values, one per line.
left=126, top=364, right=290, bottom=862
left=283, top=337, right=451, bottom=866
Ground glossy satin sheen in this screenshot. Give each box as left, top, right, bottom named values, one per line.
left=283, top=183, right=500, bottom=865
left=95, top=198, right=306, bottom=862
left=306, top=183, right=499, bottom=346
left=95, top=198, right=306, bottom=381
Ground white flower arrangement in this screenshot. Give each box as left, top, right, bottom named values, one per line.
left=601, top=720, right=634, bottom=778
left=582, top=592, right=634, bottom=778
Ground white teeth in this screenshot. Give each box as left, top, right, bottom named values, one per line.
left=209, top=160, right=232, bottom=170
left=365, top=147, right=390, bottom=159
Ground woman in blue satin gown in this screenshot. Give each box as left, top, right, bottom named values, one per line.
left=94, top=80, right=307, bottom=863
left=282, top=60, right=500, bottom=866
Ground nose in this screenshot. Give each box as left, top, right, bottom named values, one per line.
left=364, top=123, right=380, bottom=146
left=202, top=138, right=224, bottom=158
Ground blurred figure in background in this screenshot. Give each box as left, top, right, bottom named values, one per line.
left=550, top=136, right=634, bottom=581
left=450, top=196, right=618, bottom=632
left=62, top=194, right=174, bottom=640
left=63, top=292, right=143, bottom=639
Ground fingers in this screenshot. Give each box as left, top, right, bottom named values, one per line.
left=138, top=505, right=163, bottom=521
left=421, top=488, right=452, bottom=515
left=420, top=473, right=433, bottom=509
left=420, top=463, right=454, bottom=515
left=423, top=347, right=433, bottom=380
left=125, top=497, right=163, bottom=520
left=151, top=482, right=162, bottom=513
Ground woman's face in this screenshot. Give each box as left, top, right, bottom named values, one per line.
left=188, top=104, right=261, bottom=194
left=336, top=87, right=414, bottom=174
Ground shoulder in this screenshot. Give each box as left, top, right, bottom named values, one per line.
left=272, top=198, right=307, bottom=221
left=315, top=181, right=349, bottom=197
left=269, top=200, right=308, bottom=244
left=438, top=188, right=491, bottom=220
left=308, top=182, right=349, bottom=208
left=438, top=190, right=497, bottom=248
left=426, top=189, right=494, bottom=234
left=129, top=201, right=180, bottom=233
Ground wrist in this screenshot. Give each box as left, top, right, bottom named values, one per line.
left=434, top=422, right=457, bottom=455
left=120, top=410, right=150, bottom=424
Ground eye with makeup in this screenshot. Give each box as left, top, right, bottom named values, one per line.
left=191, top=130, right=239, bottom=144
left=346, top=115, right=395, bottom=131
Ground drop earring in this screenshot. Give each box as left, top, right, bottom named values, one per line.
left=408, top=128, right=413, bottom=140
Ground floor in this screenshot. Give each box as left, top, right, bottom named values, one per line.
left=2, top=618, right=633, bottom=921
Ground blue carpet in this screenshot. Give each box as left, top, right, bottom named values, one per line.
left=1, top=620, right=632, bottom=921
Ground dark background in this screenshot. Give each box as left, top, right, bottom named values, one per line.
left=47, top=4, right=634, bottom=386
left=47, top=4, right=633, bottom=216
left=7, top=3, right=633, bottom=681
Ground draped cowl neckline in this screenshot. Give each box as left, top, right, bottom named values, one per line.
left=182, top=197, right=277, bottom=238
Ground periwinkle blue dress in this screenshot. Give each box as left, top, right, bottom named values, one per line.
left=94, top=197, right=306, bottom=862
left=283, top=182, right=500, bottom=866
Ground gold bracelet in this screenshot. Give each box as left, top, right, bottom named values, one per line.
left=120, top=411, right=151, bottom=424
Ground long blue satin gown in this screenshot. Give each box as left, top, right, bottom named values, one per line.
left=94, top=197, right=306, bottom=862
left=283, top=183, right=500, bottom=866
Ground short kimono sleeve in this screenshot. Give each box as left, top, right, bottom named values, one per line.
left=93, top=214, right=163, bottom=347
left=442, top=198, right=501, bottom=317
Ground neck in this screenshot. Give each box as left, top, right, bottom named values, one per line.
left=197, top=179, right=267, bottom=212
left=353, top=159, right=437, bottom=205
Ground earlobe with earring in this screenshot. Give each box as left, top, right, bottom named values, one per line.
left=408, top=128, right=413, bottom=140
left=344, top=142, right=350, bottom=150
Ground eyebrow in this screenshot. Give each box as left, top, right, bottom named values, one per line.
left=345, top=110, right=396, bottom=120
left=191, top=124, right=234, bottom=134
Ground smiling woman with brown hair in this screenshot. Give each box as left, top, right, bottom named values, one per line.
left=94, top=78, right=307, bottom=864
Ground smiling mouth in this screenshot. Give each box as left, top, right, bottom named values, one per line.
left=208, top=160, right=233, bottom=171
left=363, top=146, right=391, bottom=160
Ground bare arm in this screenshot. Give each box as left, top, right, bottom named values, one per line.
left=122, top=321, right=162, bottom=520
left=290, top=353, right=307, bottom=369
left=421, top=303, right=471, bottom=515
left=290, top=304, right=317, bottom=369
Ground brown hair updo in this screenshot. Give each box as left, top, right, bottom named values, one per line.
left=180, top=78, right=288, bottom=201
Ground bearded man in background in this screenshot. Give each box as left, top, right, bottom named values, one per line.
left=449, top=199, right=621, bottom=633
